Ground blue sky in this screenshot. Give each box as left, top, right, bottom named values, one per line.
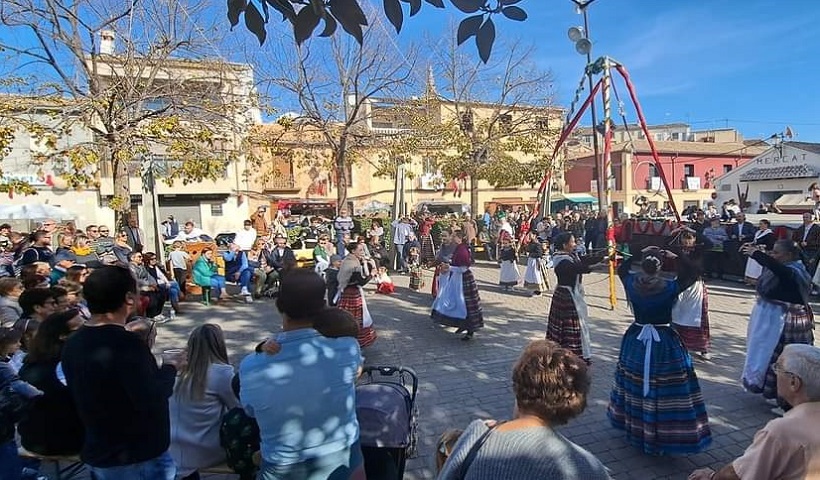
left=393, top=0, right=820, bottom=142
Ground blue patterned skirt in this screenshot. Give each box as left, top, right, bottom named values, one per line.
left=607, top=323, right=712, bottom=455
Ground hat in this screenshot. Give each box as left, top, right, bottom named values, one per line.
left=330, top=254, right=342, bottom=263
left=167, top=215, right=174, bottom=219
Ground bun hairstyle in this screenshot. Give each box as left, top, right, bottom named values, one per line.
left=641, top=254, right=662, bottom=275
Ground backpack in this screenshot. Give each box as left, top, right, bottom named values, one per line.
left=219, top=406, right=261, bottom=480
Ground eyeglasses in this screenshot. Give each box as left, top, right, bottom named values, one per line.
left=771, top=362, right=795, bottom=377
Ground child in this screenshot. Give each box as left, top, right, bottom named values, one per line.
left=0, top=327, right=43, bottom=477
left=325, top=255, right=342, bottom=306
left=374, top=266, right=395, bottom=295
left=407, top=247, right=423, bottom=291
left=498, top=236, right=520, bottom=291
left=168, top=242, right=191, bottom=298
left=523, top=231, right=546, bottom=296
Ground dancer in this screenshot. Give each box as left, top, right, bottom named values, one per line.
left=546, top=232, right=605, bottom=364
left=407, top=247, right=423, bottom=291
left=740, top=240, right=814, bottom=411
left=666, top=229, right=711, bottom=360
left=431, top=230, right=457, bottom=298
left=431, top=231, right=484, bottom=341
left=418, top=215, right=437, bottom=266
left=336, top=242, right=377, bottom=348
left=522, top=231, right=547, bottom=296
left=498, top=235, right=520, bottom=291
left=608, top=246, right=711, bottom=455
left=743, top=219, right=776, bottom=285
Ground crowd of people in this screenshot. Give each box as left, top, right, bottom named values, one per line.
left=1, top=200, right=819, bottom=480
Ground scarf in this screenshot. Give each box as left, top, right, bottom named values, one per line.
left=757, top=260, right=811, bottom=304
left=71, top=245, right=93, bottom=256
left=754, top=228, right=772, bottom=242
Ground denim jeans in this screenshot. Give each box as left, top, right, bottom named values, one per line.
left=0, top=439, right=22, bottom=480
left=160, top=281, right=180, bottom=304
left=89, top=451, right=176, bottom=480
left=257, top=441, right=363, bottom=480
left=210, top=276, right=225, bottom=299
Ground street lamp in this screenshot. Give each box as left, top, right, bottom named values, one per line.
left=568, top=0, right=604, bottom=211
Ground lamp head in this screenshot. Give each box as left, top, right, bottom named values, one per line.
left=575, top=38, right=593, bottom=55
left=567, top=26, right=585, bottom=42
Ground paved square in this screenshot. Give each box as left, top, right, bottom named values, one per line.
left=54, top=261, right=791, bottom=479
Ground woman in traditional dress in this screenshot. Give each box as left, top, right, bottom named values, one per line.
left=431, top=231, right=484, bottom=341
left=523, top=231, right=547, bottom=296
left=740, top=239, right=814, bottom=411
left=608, top=246, right=712, bottom=456
left=497, top=235, right=520, bottom=291
left=431, top=230, right=457, bottom=298
left=666, top=228, right=711, bottom=360
left=546, top=232, right=605, bottom=364
left=743, top=219, right=776, bottom=285
left=336, top=241, right=377, bottom=348
left=418, top=215, right=437, bottom=266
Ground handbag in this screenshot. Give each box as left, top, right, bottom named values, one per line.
left=454, top=423, right=498, bottom=479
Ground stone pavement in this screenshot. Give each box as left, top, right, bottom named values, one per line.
left=51, top=260, right=795, bottom=480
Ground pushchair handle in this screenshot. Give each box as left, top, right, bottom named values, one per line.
left=362, top=366, right=418, bottom=404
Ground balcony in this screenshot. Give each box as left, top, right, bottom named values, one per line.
left=263, top=174, right=299, bottom=193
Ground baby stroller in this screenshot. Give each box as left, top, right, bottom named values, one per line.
left=357, top=366, right=418, bottom=480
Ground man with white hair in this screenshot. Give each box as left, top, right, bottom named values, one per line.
left=689, top=343, right=820, bottom=480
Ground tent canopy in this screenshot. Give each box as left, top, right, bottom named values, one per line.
left=551, top=193, right=599, bottom=204
left=0, top=203, right=76, bottom=221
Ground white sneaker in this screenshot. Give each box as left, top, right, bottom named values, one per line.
left=240, top=287, right=250, bottom=296
left=152, top=314, right=169, bottom=324
left=244, top=295, right=253, bottom=303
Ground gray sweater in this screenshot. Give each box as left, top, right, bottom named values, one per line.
left=438, top=419, right=611, bottom=480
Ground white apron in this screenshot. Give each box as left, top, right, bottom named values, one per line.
left=523, top=257, right=545, bottom=290
left=432, top=266, right=467, bottom=320
left=671, top=280, right=704, bottom=328
left=745, top=257, right=763, bottom=280
left=741, top=298, right=786, bottom=391
left=499, top=260, right=520, bottom=285
left=553, top=255, right=591, bottom=358
left=333, top=286, right=374, bottom=328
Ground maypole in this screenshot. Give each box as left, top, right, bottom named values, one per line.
left=601, top=58, right=617, bottom=310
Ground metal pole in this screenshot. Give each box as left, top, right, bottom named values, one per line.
left=582, top=7, right=604, bottom=212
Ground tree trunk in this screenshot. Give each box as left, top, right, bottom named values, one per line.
left=110, top=144, right=132, bottom=229
left=469, top=174, right=479, bottom=219
left=335, top=139, right=348, bottom=214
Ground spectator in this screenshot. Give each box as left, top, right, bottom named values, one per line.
left=112, top=230, right=133, bottom=265
left=62, top=266, right=185, bottom=480
left=793, top=212, right=820, bottom=279
left=143, top=252, right=181, bottom=313
left=0, top=278, right=23, bottom=327
left=263, top=234, right=296, bottom=286
left=313, top=235, right=331, bottom=276
left=391, top=216, right=416, bottom=273
left=438, top=340, right=610, bottom=479
left=18, top=309, right=85, bottom=456
left=123, top=215, right=145, bottom=252
left=13, top=288, right=58, bottom=370
left=235, top=219, right=258, bottom=252
left=170, top=324, right=240, bottom=480
left=251, top=206, right=269, bottom=237
left=70, top=234, right=100, bottom=265
left=173, top=222, right=208, bottom=243
left=239, top=269, right=364, bottom=480
left=333, top=208, right=355, bottom=257
left=93, top=226, right=116, bottom=264
left=193, top=248, right=220, bottom=305
left=15, top=231, right=53, bottom=268
left=0, top=326, right=42, bottom=480
left=689, top=344, right=820, bottom=480
left=702, top=217, right=729, bottom=280
left=128, top=251, right=164, bottom=318
left=325, top=254, right=342, bottom=306
left=168, top=241, right=191, bottom=297
left=162, top=215, right=181, bottom=240
left=223, top=244, right=254, bottom=301
left=84, top=225, right=99, bottom=241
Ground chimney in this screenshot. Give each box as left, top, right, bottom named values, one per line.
left=100, top=30, right=115, bottom=55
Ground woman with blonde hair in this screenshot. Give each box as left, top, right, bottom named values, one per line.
left=169, top=323, right=239, bottom=480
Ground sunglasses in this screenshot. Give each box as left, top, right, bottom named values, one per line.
left=100, top=230, right=109, bottom=234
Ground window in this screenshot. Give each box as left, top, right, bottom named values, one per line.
left=535, top=116, right=550, bottom=130
left=637, top=132, right=645, bottom=139
left=723, top=164, right=733, bottom=174
left=654, top=133, right=665, bottom=141
left=498, top=114, right=512, bottom=133
left=210, top=203, right=223, bottom=216
left=422, top=157, right=436, bottom=175
left=648, top=163, right=658, bottom=177
left=684, top=164, right=695, bottom=177
left=671, top=132, right=681, bottom=141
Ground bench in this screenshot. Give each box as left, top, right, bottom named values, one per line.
left=18, top=447, right=238, bottom=478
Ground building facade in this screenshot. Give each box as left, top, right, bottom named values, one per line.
left=564, top=139, right=767, bottom=215
left=713, top=142, right=820, bottom=213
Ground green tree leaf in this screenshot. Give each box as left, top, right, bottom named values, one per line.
left=475, top=17, right=495, bottom=63
left=456, top=14, right=483, bottom=45
left=383, top=0, right=403, bottom=33
left=501, top=6, right=527, bottom=21
left=227, top=0, right=247, bottom=28
left=244, top=2, right=267, bottom=45
left=294, top=6, right=321, bottom=44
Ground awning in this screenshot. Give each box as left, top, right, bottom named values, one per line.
left=552, top=193, right=598, bottom=204
left=773, top=193, right=814, bottom=213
